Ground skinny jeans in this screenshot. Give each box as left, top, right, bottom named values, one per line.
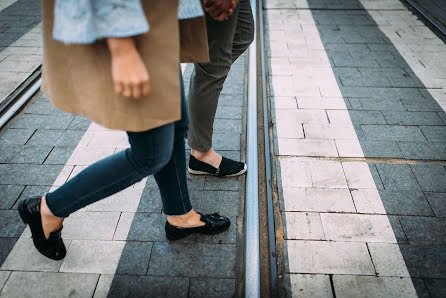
left=46, top=73, right=192, bottom=217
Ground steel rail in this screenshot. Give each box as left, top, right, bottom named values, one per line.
left=245, top=0, right=260, bottom=296
left=258, top=0, right=279, bottom=296
left=0, top=73, right=42, bottom=130
left=404, top=0, right=446, bottom=37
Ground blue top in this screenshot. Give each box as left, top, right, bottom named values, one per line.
left=53, top=0, right=204, bottom=44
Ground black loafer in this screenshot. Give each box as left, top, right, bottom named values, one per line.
left=165, top=213, right=230, bottom=241
left=188, top=155, right=247, bottom=177
left=18, top=196, right=66, bottom=260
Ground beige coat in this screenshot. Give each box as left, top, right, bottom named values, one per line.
left=41, top=0, right=209, bottom=132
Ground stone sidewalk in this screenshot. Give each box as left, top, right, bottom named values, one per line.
left=265, top=0, right=445, bottom=297
left=0, top=58, right=246, bottom=297
left=0, top=0, right=42, bottom=105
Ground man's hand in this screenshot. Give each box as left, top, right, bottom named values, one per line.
left=203, top=0, right=238, bottom=21
left=106, top=37, right=150, bottom=99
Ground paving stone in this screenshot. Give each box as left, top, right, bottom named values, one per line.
left=147, top=242, right=236, bottom=277
left=321, top=213, right=402, bottom=243
left=382, top=111, right=444, bottom=125
left=0, top=144, right=53, bottom=164
left=43, top=146, right=77, bottom=165
left=0, top=210, right=25, bottom=237
left=62, top=211, right=120, bottom=240
left=1, top=237, right=65, bottom=272
left=425, top=192, right=446, bottom=217
left=336, top=139, right=404, bottom=158
left=420, top=126, right=446, bottom=142
left=94, top=274, right=189, bottom=298
left=273, top=109, right=329, bottom=124
left=399, top=217, right=446, bottom=243
left=87, top=131, right=129, bottom=148
left=86, top=186, right=144, bottom=212
left=26, top=129, right=64, bottom=145
left=398, top=142, right=446, bottom=160
left=0, top=237, right=18, bottom=265
left=67, top=115, right=91, bottom=130
left=212, top=133, right=240, bottom=151
left=280, top=188, right=355, bottom=212
left=0, top=128, right=34, bottom=144
left=425, top=279, right=446, bottom=298
left=285, top=274, right=333, bottom=298
left=189, top=190, right=239, bottom=216
left=276, top=160, right=312, bottom=188
left=24, top=99, right=56, bottom=115
left=60, top=240, right=125, bottom=274
left=114, top=241, right=153, bottom=275
left=410, top=164, right=446, bottom=192
left=0, top=185, right=24, bottom=209
left=283, top=212, right=325, bottom=240
left=368, top=243, right=411, bottom=277
left=276, top=138, right=338, bottom=156
left=376, top=164, right=421, bottom=190
left=297, top=96, right=348, bottom=110
left=352, top=189, right=433, bottom=216
left=304, top=124, right=358, bottom=140
left=1, top=272, right=98, bottom=298
left=271, top=96, right=298, bottom=109
left=328, top=110, right=387, bottom=125
left=349, top=97, right=406, bottom=111
left=136, top=187, right=163, bottom=213
left=189, top=278, right=236, bottom=298
left=217, top=94, right=244, bottom=107
left=309, top=160, right=347, bottom=188
left=401, top=98, right=444, bottom=112
left=9, top=113, right=75, bottom=130
left=203, top=176, right=240, bottom=191
left=213, top=119, right=243, bottom=134
left=215, top=106, right=243, bottom=120
left=332, top=275, right=418, bottom=297
left=0, top=271, right=10, bottom=292
left=285, top=240, right=374, bottom=275
left=362, top=125, right=426, bottom=141
left=114, top=212, right=169, bottom=242
left=274, top=120, right=305, bottom=138
left=343, top=162, right=383, bottom=189
left=399, top=243, right=446, bottom=278
left=66, top=147, right=115, bottom=166
left=0, top=164, right=63, bottom=185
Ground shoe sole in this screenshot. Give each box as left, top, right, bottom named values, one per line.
left=166, top=224, right=231, bottom=241
left=188, top=164, right=247, bottom=177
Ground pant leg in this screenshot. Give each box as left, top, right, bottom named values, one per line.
left=154, top=72, right=192, bottom=215
left=187, top=0, right=254, bottom=152
left=45, top=72, right=192, bottom=218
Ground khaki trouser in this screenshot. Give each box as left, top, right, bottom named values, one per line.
left=187, top=0, right=255, bottom=152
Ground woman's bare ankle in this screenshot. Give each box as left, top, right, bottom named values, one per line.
left=40, top=197, right=63, bottom=239
left=167, top=209, right=205, bottom=228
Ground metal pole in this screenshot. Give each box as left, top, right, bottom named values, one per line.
left=245, top=0, right=260, bottom=296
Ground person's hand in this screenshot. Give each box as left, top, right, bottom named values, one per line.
left=203, top=0, right=238, bottom=21
left=106, top=37, right=150, bottom=99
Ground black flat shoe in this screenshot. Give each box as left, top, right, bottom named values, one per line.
left=165, top=213, right=230, bottom=241
left=18, top=196, right=66, bottom=260
left=188, top=155, right=247, bottom=177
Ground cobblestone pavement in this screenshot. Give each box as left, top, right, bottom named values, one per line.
left=0, top=58, right=246, bottom=297
left=265, top=0, right=446, bottom=297
left=0, top=0, right=42, bottom=105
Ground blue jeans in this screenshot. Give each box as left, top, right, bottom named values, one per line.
left=46, top=74, right=192, bottom=217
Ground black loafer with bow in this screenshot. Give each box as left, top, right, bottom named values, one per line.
left=18, top=196, right=66, bottom=260
left=165, top=213, right=230, bottom=241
